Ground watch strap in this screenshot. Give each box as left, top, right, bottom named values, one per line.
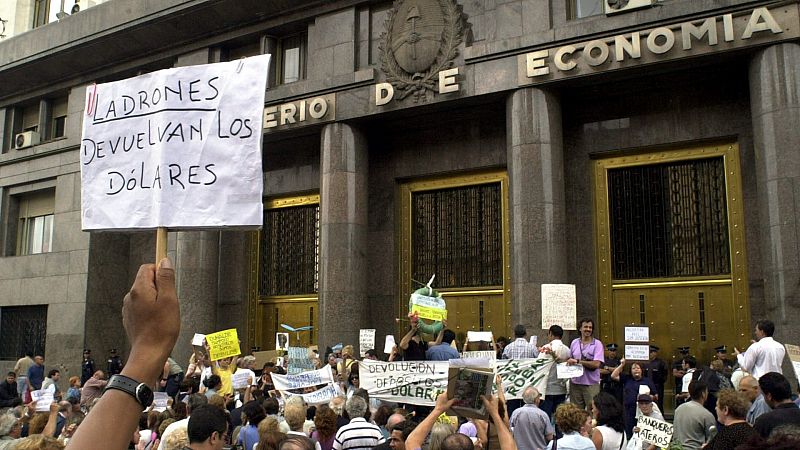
left=105, top=374, right=153, bottom=407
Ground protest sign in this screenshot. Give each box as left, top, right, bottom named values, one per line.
left=232, top=371, right=252, bottom=389
left=625, top=327, right=650, bottom=342
left=360, top=329, right=376, bottom=357
left=466, top=331, right=493, bottom=343
left=635, top=415, right=674, bottom=447
left=272, top=366, right=335, bottom=391
left=360, top=360, right=450, bottom=406
left=410, top=293, right=447, bottom=321
left=276, top=333, right=289, bottom=351
left=785, top=344, right=800, bottom=386
left=253, top=350, right=278, bottom=368
left=192, top=333, right=206, bottom=346
left=625, top=344, right=650, bottom=361
left=286, top=347, right=317, bottom=374
left=495, top=356, right=555, bottom=398
left=80, top=55, right=270, bottom=231
left=541, top=284, right=577, bottom=330
left=282, top=384, right=341, bottom=406
left=384, top=335, right=396, bottom=355
left=462, top=351, right=497, bottom=360
left=447, top=367, right=493, bottom=419
left=31, top=389, right=54, bottom=412
left=205, top=328, right=241, bottom=361
left=152, top=392, right=169, bottom=412
left=556, top=362, right=584, bottom=379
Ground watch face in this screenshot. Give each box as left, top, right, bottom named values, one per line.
left=136, top=383, right=154, bottom=407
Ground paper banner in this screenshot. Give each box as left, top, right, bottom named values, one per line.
left=282, top=384, right=341, bottom=406
left=462, top=351, right=497, bottom=360
left=635, top=415, right=674, bottom=447
left=360, top=360, right=450, bottom=406
left=205, top=328, right=241, bottom=361
left=152, top=392, right=169, bottom=412
left=410, top=293, right=447, bottom=321
left=80, top=54, right=270, bottom=230
left=556, top=362, right=584, bottom=379
left=625, top=344, right=651, bottom=361
left=495, top=356, right=555, bottom=398
left=31, top=389, right=54, bottom=412
left=360, top=329, right=376, bottom=357
left=467, top=331, right=493, bottom=343
left=541, top=284, right=577, bottom=330
left=384, top=336, right=396, bottom=355
left=232, top=371, right=252, bottom=389
left=192, top=333, right=206, bottom=346
left=625, top=327, right=650, bottom=342
left=271, top=365, right=335, bottom=391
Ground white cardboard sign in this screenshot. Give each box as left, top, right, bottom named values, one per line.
left=80, top=54, right=270, bottom=230
left=360, top=329, right=376, bottom=357
left=625, top=344, right=651, bottom=360
left=31, top=389, right=54, bottom=412
left=624, top=327, right=650, bottom=342
left=384, top=335, right=396, bottom=355
left=467, top=331, right=494, bottom=342
left=541, top=284, right=577, bottom=330
left=556, top=362, right=584, bottom=379
left=152, top=392, right=169, bottom=412
left=635, top=415, right=674, bottom=447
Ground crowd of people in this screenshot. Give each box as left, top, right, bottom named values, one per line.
left=0, top=260, right=799, bottom=450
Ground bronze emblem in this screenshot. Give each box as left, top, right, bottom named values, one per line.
left=379, top=0, right=466, bottom=102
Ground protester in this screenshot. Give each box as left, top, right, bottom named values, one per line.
left=158, top=394, right=208, bottom=450
left=42, top=370, right=60, bottom=394
left=509, top=386, right=553, bottom=450
left=14, top=353, right=35, bottom=399
left=65, top=377, right=80, bottom=403
left=737, top=375, right=770, bottom=425
left=704, top=389, right=758, bottom=450
left=27, top=357, right=45, bottom=394
left=672, top=347, right=690, bottom=401
left=589, top=392, right=625, bottom=450
left=0, top=373, right=21, bottom=408
left=398, top=323, right=427, bottom=362
left=183, top=404, right=228, bottom=450
left=387, top=421, right=414, bottom=450
left=610, top=359, right=657, bottom=437
left=632, top=394, right=662, bottom=450
left=567, top=319, right=604, bottom=411
left=161, top=357, right=184, bottom=398
left=644, top=346, right=667, bottom=411
left=539, top=325, right=571, bottom=419
left=332, top=396, right=382, bottom=450
left=502, top=325, right=539, bottom=359
left=546, top=403, right=594, bottom=450
left=425, top=330, right=460, bottom=361
left=753, top=372, right=800, bottom=438
left=672, top=380, right=715, bottom=450
left=256, top=416, right=285, bottom=450
left=237, top=400, right=266, bottom=450
left=310, top=405, right=337, bottom=450
left=79, top=370, right=107, bottom=409
left=733, top=319, right=785, bottom=379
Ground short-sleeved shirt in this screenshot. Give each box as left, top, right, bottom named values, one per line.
left=672, top=400, right=716, bottom=450
left=333, top=417, right=385, bottom=450
left=426, top=344, right=460, bottom=361
left=569, top=338, right=604, bottom=386
left=510, top=404, right=554, bottom=450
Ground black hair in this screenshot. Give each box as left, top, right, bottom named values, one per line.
left=203, top=374, right=221, bottom=389
left=756, top=319, right=775, bottom=337
left=263, top=397, right=280, bottom=415
left=186, top=393, right=208, bottom=413
left=682, top=356, right=697, bottom=368
left=689, top=379, right=708, bottom=401
left=47, top=369, right=59, bottom=378
left=6, top=372, right=15, bottom=377
left=578, top=318, right=595, bottom=329
left=548, top=325, right=564, bottom=339
left=513, top=325, right=526, bottom=338
left=392, top=421, right=416, bottom=441
left=187, top=405, right=228, bottom=443
left=243, top=400, right=267, bottom=426
left=759, top=372, right=792, bottom=402
left=441, top=433, right=474, bottom=450
left=442, top=329, right=456, bottom=345
left=592, top=392, right=624, bottom=433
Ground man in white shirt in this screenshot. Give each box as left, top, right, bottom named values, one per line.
left=539, top=325, right=571, bottom=419
left=734, top=319, right=785, bottom=379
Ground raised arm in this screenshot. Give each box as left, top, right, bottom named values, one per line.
left=405, top=393, right=455, bottom=450
left=481, top=394, right=517, bottom=450
left=611, top=358, right=625, bottom=381
left=67, top=259, right=180, bottom=450
left=399, top=323, right=419, bottom=351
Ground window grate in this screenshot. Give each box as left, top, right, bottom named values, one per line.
left=259, top=204, right=319, bottom=296
left=0, top=306, right=47, bottom=360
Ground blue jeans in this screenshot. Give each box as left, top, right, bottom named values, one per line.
left=16, top=377, right=27, bottom=396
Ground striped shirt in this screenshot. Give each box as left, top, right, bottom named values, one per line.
left=333, top=418, right=385, bottom=450
left=502, top=338, right=539, bottom=359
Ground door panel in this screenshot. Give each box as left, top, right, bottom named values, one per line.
left=258, top=301, right=319, bottom=350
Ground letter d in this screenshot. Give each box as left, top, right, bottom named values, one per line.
left=375, top=83, right=394, bottom=106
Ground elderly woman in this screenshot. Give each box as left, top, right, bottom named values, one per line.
left=611, top=358, right=657, bottom=438
left=0, top=414, right=23, bottom=449
left=704, top=390, right=758, bottom=450
left=546, top=403, right=595, bottom=450
left=632, top=393, right=663, bottom=450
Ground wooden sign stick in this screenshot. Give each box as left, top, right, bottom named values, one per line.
left=156, top=227, right=168, bottom=264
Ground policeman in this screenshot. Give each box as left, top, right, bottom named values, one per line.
left=600, top=343, right=623, bottom=404
left=714, top=345, right=734, bottom=379
left=106, top=349, right=123, bottom=376
left=645, top=345, right=667, bottom=411
left=81, top=349, right=95, bottom=386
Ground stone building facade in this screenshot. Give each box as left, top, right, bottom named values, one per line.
left=0, top=0, right=798, bottom=402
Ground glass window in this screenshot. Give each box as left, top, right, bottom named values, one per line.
left=50, top=97, right=68, bottom=139
left=0, top=306, right=47, bottom=360
left=280, top=35, right=306, bottom=84
left=21, top=104, right=39, bottom=133
left=573, top=0, right=604, bottom=19
left=15, top=189, right=55, bottom=256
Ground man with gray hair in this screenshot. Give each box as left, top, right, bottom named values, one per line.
left=333, top=396, right=385, bottom=450
left=509, top=386, right=554, bottom=450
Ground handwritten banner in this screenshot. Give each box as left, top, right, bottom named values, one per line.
left=272, top=366, right=335, bottom=391
left=152, top=392, right=169, bottom=412
left=635, top=415, right=674, bottom=447
left=232, top=371, right=252, bottom=389
left=80, top=55, right=270, bottom=230
left=205, top=328, right=241, bottom=361
left=410, top=294, right=447, bottom=321
left=360, top=329, right=376, bottom=357
left=462, top=351, right=497, bottom=360
left=556, top=362, right=584, bottom=379
left=625, top=327, right=650, bottom=342
left=282, top=384, right=341, bottom=406
left=360, top=360, right=450, bottom=406
left=541, top=284, right=576, bottom=330
left=31, top=389, right=54, bottom=412
left=625, top=344, right=651, bottom=361
left=785, top=344, right=800, bottom=386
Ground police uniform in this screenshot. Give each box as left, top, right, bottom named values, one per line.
left=714, top=345, right=734, bottom=379
left=645, top=345, right=667, bottom=411
left=601, top=343, right=623, bottom=404
left=107, top=349, right=123, bottom=376
left=81, top=349, right=95, bottom=386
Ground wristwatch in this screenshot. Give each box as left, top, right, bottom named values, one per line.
left=105, top=374, right=154, bottom=407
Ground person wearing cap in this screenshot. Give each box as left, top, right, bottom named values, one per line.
left=632, top=393, right=663, bottom=450
left=81, top=349, right=95, bottom=386
left=645, top=345, right=667, bottom=411
left=567, top=318, right=605, bottom=410
left=107, top=349, right=123, bottom=376
left=600, top=343, right=622, bottom=404
left=713, top=345, right=734, bottom=379
left=611, top=358, right=658, bottom=438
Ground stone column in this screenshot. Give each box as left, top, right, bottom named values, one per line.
left=506, top=87, right=568, bottom=333
left=318, top=123, right=368, bottom=348
left=175, top=231, right=219, bottom=364
left=749, top=43, right=800, bottom=346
